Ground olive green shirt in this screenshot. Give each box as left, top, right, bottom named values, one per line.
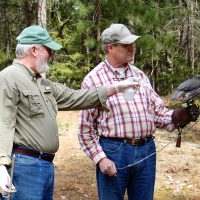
left=0, top=60, right=108, bottom=165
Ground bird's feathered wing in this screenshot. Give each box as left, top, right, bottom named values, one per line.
left=171, top=76, right=200, bottom=103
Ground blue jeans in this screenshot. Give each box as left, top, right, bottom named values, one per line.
left=97, top=138, right=156, bottom=200
left=1, top=153, right=54, bottom=200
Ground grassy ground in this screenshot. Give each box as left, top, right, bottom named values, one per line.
left=54, top=111, right=200, bottom=200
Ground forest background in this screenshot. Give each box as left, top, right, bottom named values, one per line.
left=1, top=0, right=200, bottom=95
left=1, top=1, right=200, bottom=199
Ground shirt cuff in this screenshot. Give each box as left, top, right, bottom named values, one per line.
left=0, top=153, right=12, bottom=166
left=96, top=86, right=110, bottom=113
left=92, top=151, right=107, bottom=165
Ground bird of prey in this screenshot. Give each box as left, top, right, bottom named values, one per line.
left=171, top=76, right=200, bottom=103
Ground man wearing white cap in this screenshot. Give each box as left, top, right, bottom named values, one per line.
left=0, top=25, right=140, bottom=200
left=78, top=24, right=196, bottom=200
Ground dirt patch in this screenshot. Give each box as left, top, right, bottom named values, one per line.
left=54, top=111, right=200, bottom=200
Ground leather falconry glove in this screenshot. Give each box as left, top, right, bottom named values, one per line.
left=0, top=165, right=16, bottom=196
left=172, top=104, right=199, bottom=128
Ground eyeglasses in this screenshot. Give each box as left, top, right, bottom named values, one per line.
left=41, top=46, right=54, bottom=57
left=35, top=45, right=54, bottom=57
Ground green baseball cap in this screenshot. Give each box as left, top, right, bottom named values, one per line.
left=16, top=25, right=62, bottom=50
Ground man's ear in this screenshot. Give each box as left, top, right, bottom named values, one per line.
left=29, top=46, right=37, bottom=57
left=107, top=44, right=114, bottom=52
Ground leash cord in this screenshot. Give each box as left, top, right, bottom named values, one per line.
left=117, top=120, right=200, bottom=171
left=82, top=102, right=199, bottom=171
left=179, top=119, right=199, bottom=136
left=117, top=141, right=171, bottom=170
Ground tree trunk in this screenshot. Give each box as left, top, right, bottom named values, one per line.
left=187, top=1, right=195, bottom=74
left=94, top=0, right=101, bottom=65
left=4, top=0, right=11, bottom=55
left=37, top=0, right=46, bottom=28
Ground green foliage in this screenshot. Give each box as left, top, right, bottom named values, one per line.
left=1, top=0, right=200, bottom=95
left=48, top=52, right=93, bottom=88
left=84, top=37, right=96, bottom=49
left=0, top=51, right=14, bottom=71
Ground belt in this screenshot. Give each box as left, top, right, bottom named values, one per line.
left=12, top=147, right=55, bottom=162
left=100, top=135, right=155, bottom=146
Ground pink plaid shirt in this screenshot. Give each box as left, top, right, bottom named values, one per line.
left=78, top=60, right=173, bottom=164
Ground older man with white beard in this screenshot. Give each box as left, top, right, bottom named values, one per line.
left=0, top=25, right=139, bottom=200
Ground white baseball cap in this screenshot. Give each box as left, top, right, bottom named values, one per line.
left=101, top=24, right=140, bottom=44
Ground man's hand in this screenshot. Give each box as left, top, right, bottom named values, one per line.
left=156, top=123, right=175, bottom=132
left=165, top=123, right=176, bottom=132
left=172, top=104, right=199, bottom=128
left=0, top=165, right=16, bottom=196
left=98, top=158, right=117, bottom=177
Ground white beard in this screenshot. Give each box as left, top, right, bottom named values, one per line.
left=35, top=55, right=49, bottom=74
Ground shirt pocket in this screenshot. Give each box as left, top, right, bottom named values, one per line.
left=21, top=90, right=44, bottom=118
left=44, top=90, right=58, bottom=117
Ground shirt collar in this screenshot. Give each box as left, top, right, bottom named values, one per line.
left=104, top=59, right=130, bottom=76
left=12, top=59, right=41, bottom=80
